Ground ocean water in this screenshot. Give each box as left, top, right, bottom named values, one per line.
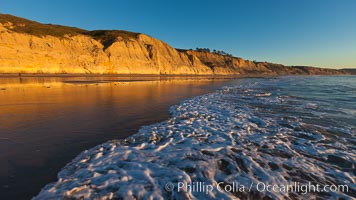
left=35, top=76, right=355, bottom=199
left=0, top=77, right=231, bottom=200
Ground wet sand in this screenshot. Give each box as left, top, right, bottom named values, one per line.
left=0, top=76, right=234, bottom=200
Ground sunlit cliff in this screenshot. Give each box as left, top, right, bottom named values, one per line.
left=0, top=14, right=346, bottom=75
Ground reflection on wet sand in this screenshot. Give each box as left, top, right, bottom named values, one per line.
left=0, top=76, right=234, bottom=200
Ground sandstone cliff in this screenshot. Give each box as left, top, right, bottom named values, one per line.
left=0, top=14, right=346, bottom=75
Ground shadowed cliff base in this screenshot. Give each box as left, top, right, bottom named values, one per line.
left=0, top=14, right=349, bottom=75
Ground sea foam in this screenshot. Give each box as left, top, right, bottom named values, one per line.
left=34, top=77, right=356, bottom=200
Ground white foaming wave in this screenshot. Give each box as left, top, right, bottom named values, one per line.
left=34, top=84, right=356, bottom=200
left=255, top=93, right=272, bottom=97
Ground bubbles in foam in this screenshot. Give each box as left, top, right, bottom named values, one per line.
left=35, top=77, right=356, bottom=199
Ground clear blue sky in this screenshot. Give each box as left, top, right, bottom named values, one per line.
left=1, top=0, right=355, bottom=68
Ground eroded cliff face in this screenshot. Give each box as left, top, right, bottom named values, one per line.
left=0, top=23, right=214, bottom=75
left=183, top=51, right=346, bottom=75
left=103, top=34, right=212, bottom=75
left=184, top=51, right=273, bottom=75
left=0, top=17, right=346, bottom=75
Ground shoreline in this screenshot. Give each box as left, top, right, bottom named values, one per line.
left=0, top=77, right=234, bottom=200
left=0, top=73, right=266, bottom=78
left=0, top=72, right=352, bottom=78
left=34, top=76, right=355, bottom=199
